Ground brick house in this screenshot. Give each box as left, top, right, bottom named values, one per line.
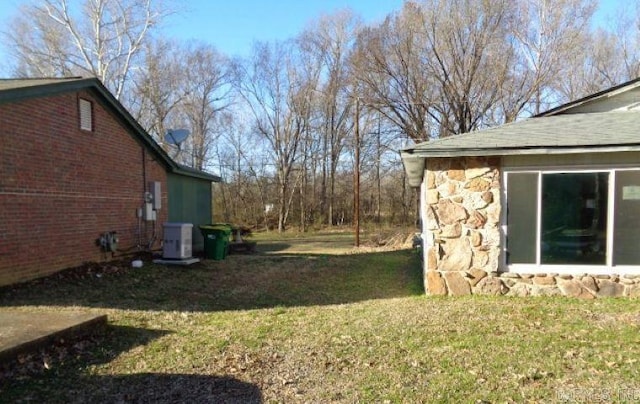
left=0, top=78, right=220, bottom=286
left=402, top=78, right=640, bottom=298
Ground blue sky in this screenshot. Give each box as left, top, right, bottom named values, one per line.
left=0, top=0, right=629, bottom=72
left=0, top=0, right=403, bottom=65
left=164, top=0, right=404, bottom=56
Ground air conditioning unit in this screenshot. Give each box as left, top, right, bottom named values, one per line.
left=162, top=223, right=193, bottom=259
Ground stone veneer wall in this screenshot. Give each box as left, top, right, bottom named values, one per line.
left=423, top=156, right=640, bottom=299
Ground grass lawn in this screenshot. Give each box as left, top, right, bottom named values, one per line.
left=1, top=231, right=639, bottom=402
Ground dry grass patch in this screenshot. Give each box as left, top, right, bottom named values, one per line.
left=1, top=232, right=639, bottom=402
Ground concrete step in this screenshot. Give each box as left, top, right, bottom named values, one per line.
left=0, top=309, right=107, bottom=365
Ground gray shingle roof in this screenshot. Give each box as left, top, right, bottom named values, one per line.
left=0, top=77, right=85, bottom=91
left=403, top=112, right=640, bottom=157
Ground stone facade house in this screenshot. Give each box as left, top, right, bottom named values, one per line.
left=0, top=78, right=220, bottom=286
left=401, top=78, right=640, bottom=298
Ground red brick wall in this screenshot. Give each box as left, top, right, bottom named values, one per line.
left=0, top=89, right=168, bottom=286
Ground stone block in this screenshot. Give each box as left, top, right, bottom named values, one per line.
left=426, top=171, right=436, bottom=189
left=465, top=178, right=491, bottom=192
left=509, top=282, right=530, bottom=297
left=558, top=279, right=595, bottom=299
left=466, top=210, right=487, bottom=229
left=470, top=231, right=482, bottom=247
left=436, top=199, right=468, bottom=225
left=580, top=276, right=598, bottom=292
left=447, top=182, right=457, bottom=196
left=440, top=223, right=462, bottom=238
left=443, top=272, right=471, bottom=296
left=466, top=192, right=491, bottom=210
left=484, top=229, right=501, bottom=246
left=427, top=247, right=438, bottom=270
left=472, top=250, right=489, bottom=269
left=596, top=280, right=625, bottom=297
left=625, top=284, right=640, bottom=298
left=465, top=166, right=491, bottom=179
left=438, top=238, right=472, bottom=271
left=468, top=268, right=487, bottom=286
left=474, top=277, right=505, bottom=295
left=425, top=206, right=439, bottom=230
left=619, top=277, right=635, bottom=285
left=533, top=276, right=556, bottom=286
left=486, top=204, right=501, bottom=227
left=448, top=169, right=466, bottom=181
left=426, top=271, right=447, bottom=296
left=531, top=286, right=563, bottom=297
left=426, top=189, right=440, bottom=204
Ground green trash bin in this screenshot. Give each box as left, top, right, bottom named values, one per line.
left=199, top=225, right=232, bottom=260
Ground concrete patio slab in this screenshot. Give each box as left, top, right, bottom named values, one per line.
left=0, top=309, right=107, bottom=365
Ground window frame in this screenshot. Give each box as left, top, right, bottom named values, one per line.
left=502, top=165, right=640, bottom=275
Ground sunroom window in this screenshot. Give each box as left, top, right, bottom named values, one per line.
left=505, top=169, right=640, bottom=270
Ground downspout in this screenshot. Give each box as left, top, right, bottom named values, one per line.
left=141, top=147, right=147, bottom=250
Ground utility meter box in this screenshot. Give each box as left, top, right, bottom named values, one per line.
left=162, top=222, right=193, bottom=259
left=149, top=181, right=162, bottom=210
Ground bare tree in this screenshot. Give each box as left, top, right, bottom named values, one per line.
left=503, top=0, right=596, bottom=118
left=299, top=10, right=360, bottom=225
left=416, top=0, right=514, bottom=135
left=353, top=2, right=437, bottom=142
left=234, top=41, right=315, bottom=232
left=5, top=0, right=167, bottom=101
left=559, top=3, right=640, bottom=101
left=180, top=42, right=232, bottom=171
left=133, top=38, right=188, bottom=149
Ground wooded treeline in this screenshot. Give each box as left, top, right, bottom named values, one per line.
left=4, top=0, right=640, bottom=231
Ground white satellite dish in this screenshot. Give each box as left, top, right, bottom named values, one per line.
left=166, top=129, right=190, bottom=145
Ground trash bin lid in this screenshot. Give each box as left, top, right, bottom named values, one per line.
left=200, top=224, right=232, bottom=234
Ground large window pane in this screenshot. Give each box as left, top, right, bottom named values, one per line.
left=507, top=173, right=538, bottom=264
left=614, top=170, right=640, bottom=265
left=541, top=173, right=608, bottom=265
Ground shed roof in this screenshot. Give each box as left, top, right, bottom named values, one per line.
left=0, top=77, right=221, bottom=182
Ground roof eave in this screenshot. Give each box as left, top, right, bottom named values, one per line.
left=0, top=77, right=97, bottom=104
left=405, top=144, right=640, bottom=158
left=536, top=77, right=640, bottom=117
left=401, top=145, right=640, bottom=188
left=172, top=167, right=222, bottom=182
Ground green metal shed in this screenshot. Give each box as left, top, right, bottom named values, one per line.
left=168, top=165, right=221, bottom=252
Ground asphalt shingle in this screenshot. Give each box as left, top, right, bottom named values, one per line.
left=405, top=112, right=640, bottom=156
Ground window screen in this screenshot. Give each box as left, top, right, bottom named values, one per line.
left=506, top=172, right=538, bottom=264
left=614, top=171, right=640, bottom=265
